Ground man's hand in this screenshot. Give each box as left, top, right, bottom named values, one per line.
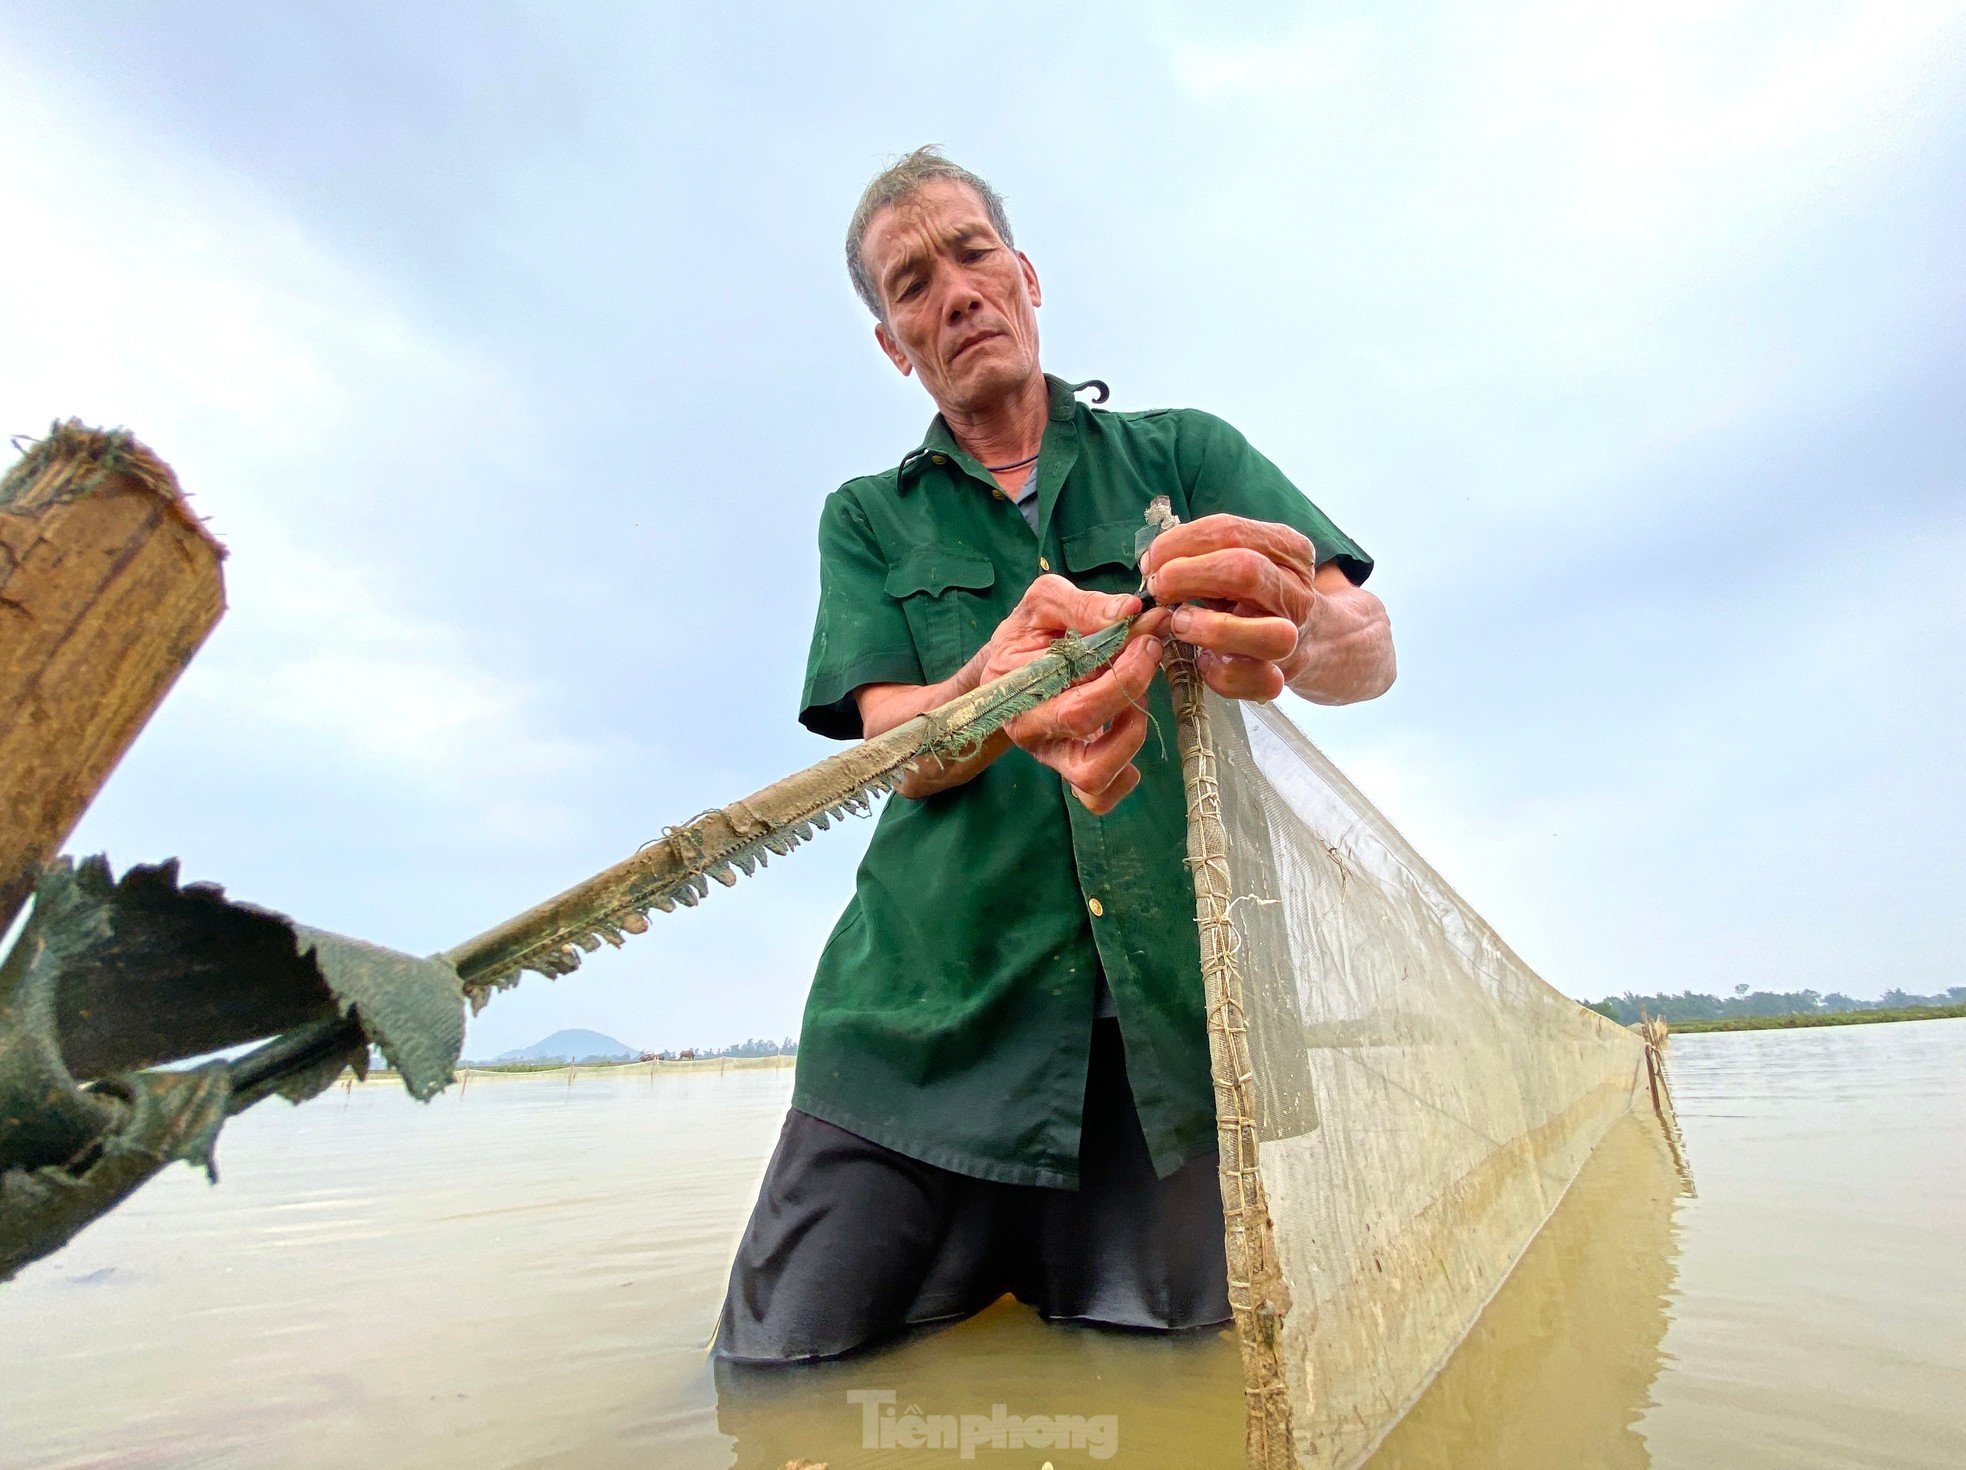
left=976, top=575, right=1168, bottom=814
left=852, top=575, right=1167, bottom=811
left=1140, top=513, right=1395, bottom=705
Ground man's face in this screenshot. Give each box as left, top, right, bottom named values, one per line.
left=862, top=177, right=1042, bottom=416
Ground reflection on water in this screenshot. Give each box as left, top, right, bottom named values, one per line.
left=1384, top=1116, right=1675, bottom=1470
left=2, top=1021, right=1962, bottom=1468
left=714, top=1308, right=1241, bottom=1467
left=1372, top=1112, right=1683, bottom=1469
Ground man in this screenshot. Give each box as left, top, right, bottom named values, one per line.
left=716, top=148, right=1394, bottom=1363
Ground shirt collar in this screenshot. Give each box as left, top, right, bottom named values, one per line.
left=896, top=373, right=1097, bottom=491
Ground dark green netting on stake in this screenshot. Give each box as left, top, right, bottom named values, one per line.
left=0, top=857, right=465, bottom=1281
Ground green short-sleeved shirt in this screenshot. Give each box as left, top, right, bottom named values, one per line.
left=793, top=375, right=1371, bottom=1187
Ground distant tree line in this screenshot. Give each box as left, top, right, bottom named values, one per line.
left=1585, top=985, right=1966, bottom=1026
left=644, top=1036, right=799, bottom=1061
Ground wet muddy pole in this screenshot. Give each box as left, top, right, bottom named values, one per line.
left=0, top=423, right=225, bottom=931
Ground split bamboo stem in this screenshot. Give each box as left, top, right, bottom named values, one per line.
left=0, top=423, right=224, bottom=932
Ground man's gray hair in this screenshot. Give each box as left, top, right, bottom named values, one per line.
left=846, top=146, right=1015, bottom=319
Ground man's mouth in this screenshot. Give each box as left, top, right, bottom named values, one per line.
left=949, top=330, right=1003, bottom=363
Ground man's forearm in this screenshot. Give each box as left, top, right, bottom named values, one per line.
left=852, top=648, right=1010, bottom=799
left=1284, top=579, right=1396, bottom=705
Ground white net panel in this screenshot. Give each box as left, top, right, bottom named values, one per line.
left=1209, top=697, right=1653, bottom=1470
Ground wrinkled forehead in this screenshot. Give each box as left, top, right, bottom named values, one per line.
left=862, top=178, right=1002, bottom=278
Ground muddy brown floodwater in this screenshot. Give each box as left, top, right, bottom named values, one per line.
left=4, top=1019, right=1962, bottom=1468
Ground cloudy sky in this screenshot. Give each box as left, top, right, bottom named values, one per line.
left=3, top=2, right=1960, bottom=1058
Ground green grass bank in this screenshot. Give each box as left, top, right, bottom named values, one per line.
left=1670, top=1003, right=1966, bottom=1034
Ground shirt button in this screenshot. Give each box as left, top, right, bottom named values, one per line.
left=930, top=453, right=947, bottom=465
left=1039, top=556, right=1052, bottom=571
left=1087, top=897, right=1105, bottom=918
left=992, top=488, right=1006, bottom=500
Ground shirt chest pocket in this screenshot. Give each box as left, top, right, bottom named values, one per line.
left=884, top=546, right=998, bottom=683
left=1060, top=520, right=1145, bottom=594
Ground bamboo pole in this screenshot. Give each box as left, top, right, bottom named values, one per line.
left=1144, top=495, right=1294, bottom=1467
left=1639, top=1013, right=1694, bottom=1189
left=1167, top=642, right=1296, bottom=1470
left=442, top=619, right=1131, bottom=1001
left=0, top=423, right=225, bottom=932
left=225, top=619, right=1137, bottom=1111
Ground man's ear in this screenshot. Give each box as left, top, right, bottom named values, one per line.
left=873, top=320, right=915, bottom=378
left=1018, top=251, right=1042, bottom=310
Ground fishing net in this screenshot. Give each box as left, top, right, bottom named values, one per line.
left=1181, top=688, right=1666, bottom=1470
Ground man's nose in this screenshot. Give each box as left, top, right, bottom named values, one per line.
left=944, top=290, right=982, bottom=326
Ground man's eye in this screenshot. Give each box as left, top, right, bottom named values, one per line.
left=964, top=248, right=991, bottom=262
left=898, top=280, right=924, bottom=300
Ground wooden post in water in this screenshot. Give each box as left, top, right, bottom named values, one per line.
left=0, top=422, right=225, bottom=931
left=1151, top=498, right=1295, bottom=1470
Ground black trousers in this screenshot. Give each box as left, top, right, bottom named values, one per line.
left=714, top=1018, right=1230, bottom=1363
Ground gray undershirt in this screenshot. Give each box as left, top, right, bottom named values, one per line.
left=1011, top=472, right=1041, bottom=532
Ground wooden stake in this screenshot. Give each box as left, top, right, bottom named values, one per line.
left=0, top=422, right=225, bottom=931
left=1168, top=642, right=1297, bottom=1470
left=1147, top=496, right=1294, bottom=1468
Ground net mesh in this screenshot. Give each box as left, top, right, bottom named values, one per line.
left=1206, top=695, right=1656, bottom=1470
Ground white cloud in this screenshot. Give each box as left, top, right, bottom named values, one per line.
left=0, top=53, right=601, bottom=828
left=1476, top=2, right=1966, bottom=243
left=191, top=528, right=601, bottom=808
left=0, top=58, right=459, bottom=453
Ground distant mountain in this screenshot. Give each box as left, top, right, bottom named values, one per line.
left=493, top=1028, right=640, bottom=1062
